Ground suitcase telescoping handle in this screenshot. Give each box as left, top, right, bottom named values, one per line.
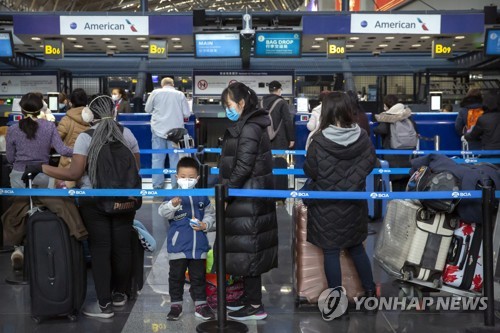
left=27, top=172, right=34, bottom=210
left=447, top=236, right=463, bottom=265
left=47, top=246, right=56, bottom=285
left=458, top=235, right=471, bottom=270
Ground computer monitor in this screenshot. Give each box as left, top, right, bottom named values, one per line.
left=484, top=28, right=500, bottom=56
left=0, top=31, right=14, bottom=58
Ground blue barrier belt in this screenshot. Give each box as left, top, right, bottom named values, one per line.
left=139, top=169, right=177, bottom=175
left=0, top=188, right=215, bottom=197
left=0, top=188, right=493, bottom=199
left=140, top=149, right=199, bottom=154
left=228, top=189, right=483, bottom=200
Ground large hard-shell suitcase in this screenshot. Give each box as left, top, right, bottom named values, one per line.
left=293, top=200, right=364, bottom=305
left=442, top=221, right=483, bottom=292
left=27, top=209, right=86, bottom=322
left=367, top=159, right=390, bottom=220
left=374, top=200, right=420, bottom=278
left=403, top=211, right=457, bottom=283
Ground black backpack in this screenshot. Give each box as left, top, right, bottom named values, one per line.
left=86, top=127, right=142, bottom=214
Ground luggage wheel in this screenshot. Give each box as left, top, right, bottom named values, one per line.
left=432, top=279, right=442, bottom=289
left=68, top=314, right=77, bottom=322
left=32, top=316, right=41, bottom=324
left=398, top=285, right=423, bottom=305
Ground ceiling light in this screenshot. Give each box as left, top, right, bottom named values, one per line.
left=455, top=36, right=465, bottom=39
left=378, top=44, right=388, bottom=47
left=31, top=37, right=41, bottom=41
left=140, top=44, right=149, bottom=48
left=420, top=36, right=431, bottom=39
left=350, top=37, right=359, bottom=40
left=137, top=37, right=147, bottom=41
left=411, top=44, right=421, bottom=47
left=173, top=45, right=183, bottom=48
left=39, top=45, right=43, bottom=48
left=107, top=45, right=116, bottom=49
left=452, top=44, right=456, bottom=47
left=311, top=45, right=321, bottom=49
left=171, top=37, right=181, bottom=41
left=102, top=37, right=111, bottom=41
left=74, top=45, right=83, bottom=48
left=67, top=37, right=77, bottom=41
left=314, top=37, right=325, bottom=41
left=346, top=44, right=355, bottom=48
left=385, top=36, right=395, bottom=40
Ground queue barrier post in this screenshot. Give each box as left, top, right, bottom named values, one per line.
left=197, top=145, right=205, bottom=165
left=196, top=184, right=248, bottom=333
left=481, top=180, right=496, bottom=327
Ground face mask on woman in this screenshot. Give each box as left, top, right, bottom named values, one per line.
left=59, top=103, right=66, bottom=109
left=111, top=94, right=120, bottom=102
left=177, top=178, right=198, bottom=189
left=225, top=107, right=240, bottom=122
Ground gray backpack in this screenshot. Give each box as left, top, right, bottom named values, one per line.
left=390, top=118, right=418, bottom=149
left=259, top=99, right=283, bottom=140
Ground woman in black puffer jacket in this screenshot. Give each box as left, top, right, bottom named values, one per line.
left=218, top=82, right=277, bottom=321
left=304, top=92, right=377, bottom=305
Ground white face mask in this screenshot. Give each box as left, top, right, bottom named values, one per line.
left=177, top=178, right=197, bottom=189
left=111, top=94, right=120, bottom=102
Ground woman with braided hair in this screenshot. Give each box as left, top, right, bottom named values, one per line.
left=42, top=94, right=141, bottom=319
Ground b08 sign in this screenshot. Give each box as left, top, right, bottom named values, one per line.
left=327, top=39, right=346, bottom=58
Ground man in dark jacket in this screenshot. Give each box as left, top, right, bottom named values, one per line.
left=261, top=81, right=295, bottom=149
left=464, top=90, right=500, bottom=150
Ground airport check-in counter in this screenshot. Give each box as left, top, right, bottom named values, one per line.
left=294, top=111, right=462, bottom=170
left=7, top=113, right=197, bottom=170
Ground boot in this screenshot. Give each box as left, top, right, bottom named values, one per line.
left=364, top=290, right=378, bottom=316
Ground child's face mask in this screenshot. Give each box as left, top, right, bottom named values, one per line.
left=177, top=178, right=197, bottom=189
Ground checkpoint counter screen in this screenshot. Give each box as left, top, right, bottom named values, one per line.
left=254, top=31, right=302, bottom=57
left=485, top=29, right=500, bottom=56
left=0, top=32, right=14, bottom=58
left=195, top=33, right=241, bottom=58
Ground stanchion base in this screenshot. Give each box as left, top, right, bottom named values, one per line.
left=196, top=320, right=249, bottom=333
left=5, top=270, right=29, bottom=285
left=0, top=246, right=14, bottom=254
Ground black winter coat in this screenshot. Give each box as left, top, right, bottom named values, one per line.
left=218, top=108, right=278, bottom=277
left=303, top=129, right=376, bottom=249
left=262, top=94, right=295, bottom=149
left=464, top=108, right=500, bottom=150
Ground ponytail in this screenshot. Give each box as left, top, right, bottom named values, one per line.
left=19, top=117, right=39, bottom=140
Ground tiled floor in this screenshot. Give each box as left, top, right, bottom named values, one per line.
left=0, top=199, right=498, bottom=333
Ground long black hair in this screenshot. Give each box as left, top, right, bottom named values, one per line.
left=221, top=82, right=258, bottom=115
left=319, top=91, right=354, bottom=130
left=19, top=92, right=43, bottom=140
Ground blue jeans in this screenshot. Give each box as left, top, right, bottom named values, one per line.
left=152, top=133, right=179, bottom=189
left=323, top=243, right=375, bottom=292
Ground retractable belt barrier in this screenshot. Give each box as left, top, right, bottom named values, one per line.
left=0, top=188, right=490, bottom=200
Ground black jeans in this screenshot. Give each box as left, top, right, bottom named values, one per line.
left=169, top=259, right=206, bottom=304
left=79, top=200, right=135, bottom=306
left=323, top=243, right=376, bottom=292
left=244, top=275, right=262, bottom=305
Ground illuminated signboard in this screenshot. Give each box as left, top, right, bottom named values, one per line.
left=327, top=39, right=346, bottom=58
left=149, top=40, right=167, bottom=59
left=0, top=32, right=14, bottom=58
left=485, top=29, right=500, bottom=56
left=432, top=38, right=453, bottom=58
left=44, top=39, right=64, bottom=59
left=195, top=33, right=240, bottom=58
left=254, top=32, right=302, bottom=57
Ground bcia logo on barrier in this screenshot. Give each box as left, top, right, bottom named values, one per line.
left=370, top=192, right=390, bottom=199
left=163, top=169, right=175, bottom=174
left=140, top=190, right=158, bottom=196
left=451, top=191, right=472, bottom=198
left=378, top=169, right=391, bottom=174
left=68, top=189, right=86, bottom=196
left=173, top=149, right=184, bottom=154
left=290, top=191, right=309, bottom=198
left=0, top=189, right=14, bottom=195
left=318, top=287, right=349, bottom=320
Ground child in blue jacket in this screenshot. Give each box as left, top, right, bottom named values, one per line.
left=158, top=157, right=215, bottom=321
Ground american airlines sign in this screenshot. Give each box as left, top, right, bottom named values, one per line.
left=351, top=14, right=441, bottom=34
left=60, top=16, right=149, bottom=36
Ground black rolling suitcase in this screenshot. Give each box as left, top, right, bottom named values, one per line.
left=26, top=175, right=86, bottom=323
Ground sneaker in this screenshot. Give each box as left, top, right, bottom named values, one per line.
left=112, top=292, right=127, bottom=307
left=228, top=304, right=268, bottom=321
left=167, top=304, right=183, bottom=321
left=82, top=301, right=114, bottom=319
left=195, top=304, right=215, bottom=321
left=226, top=296, right=247, bottom=311
left=11, top=247, right=24, bottom=271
